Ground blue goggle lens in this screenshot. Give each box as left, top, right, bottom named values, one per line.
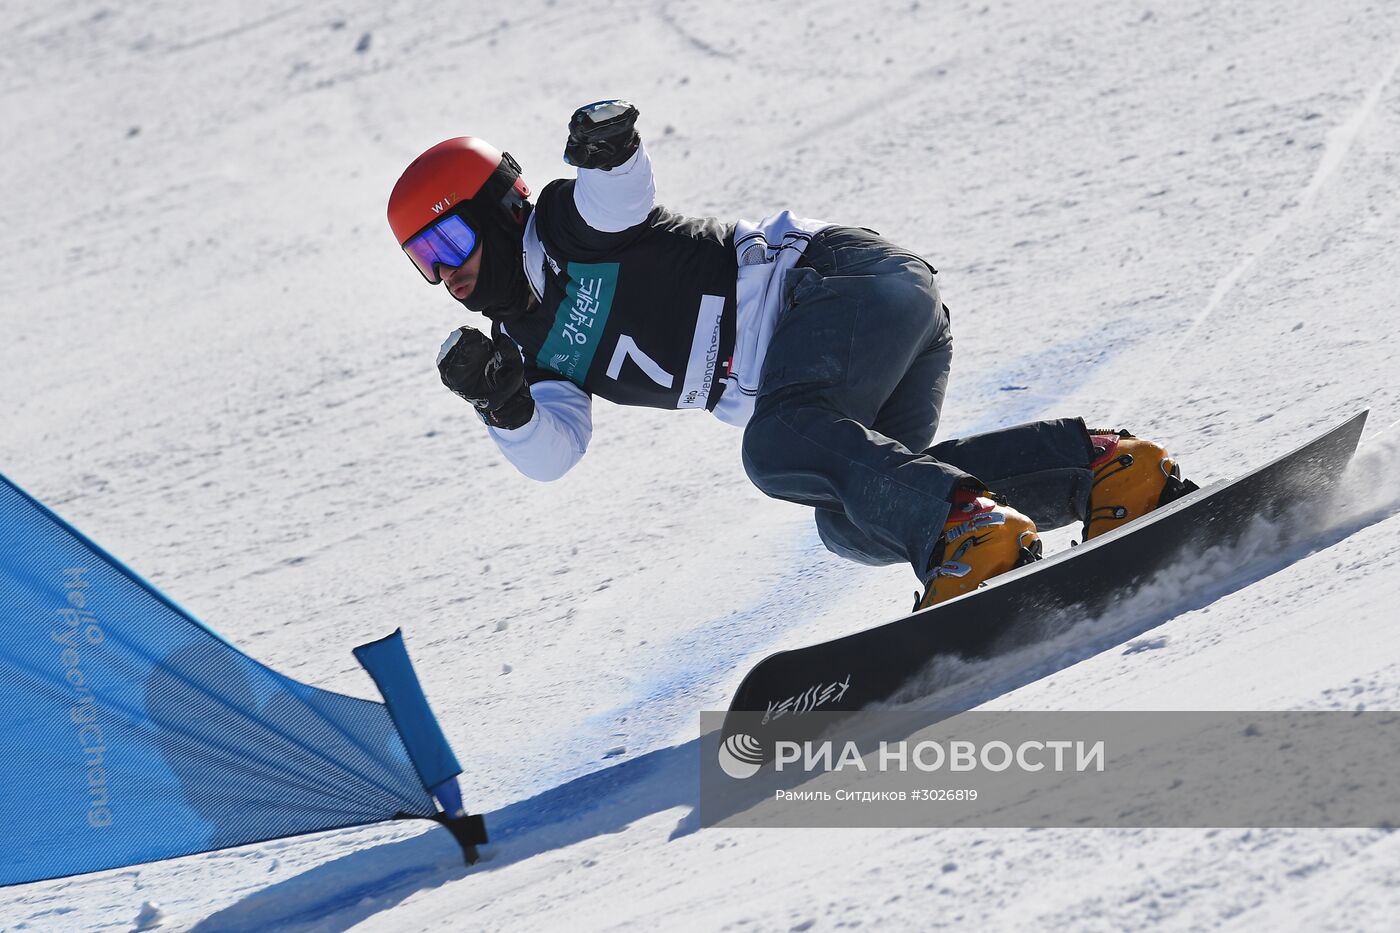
left=403, top=213, right=479, bottom=284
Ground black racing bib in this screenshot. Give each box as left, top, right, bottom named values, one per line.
left=503, top=180, right=737, bottom=411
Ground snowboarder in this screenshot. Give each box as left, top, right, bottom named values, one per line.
left=386, top=100, right=1196, bottom=608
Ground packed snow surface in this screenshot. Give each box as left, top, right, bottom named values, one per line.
left=3, top=0, right=1400, bottom=930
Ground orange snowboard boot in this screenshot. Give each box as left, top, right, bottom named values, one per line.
left=1084, top=429, right=1198, bottom=540
left=918, top=486, right=1042, bottom=610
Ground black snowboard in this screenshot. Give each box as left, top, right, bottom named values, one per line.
left=724, top=411, right=1369, bottom=736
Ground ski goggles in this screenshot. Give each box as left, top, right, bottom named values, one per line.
left=402, top=213, right=479, bottom=284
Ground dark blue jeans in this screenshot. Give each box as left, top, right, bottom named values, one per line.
left=741, top=227, right=1095, bottom=582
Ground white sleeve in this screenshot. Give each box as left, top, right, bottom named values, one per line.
left=572, top=140, right=656, bottom=233
left=486, top=379, right=593, bottom=482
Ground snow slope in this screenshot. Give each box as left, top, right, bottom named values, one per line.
left=3, top=0, right=1400, bottom=929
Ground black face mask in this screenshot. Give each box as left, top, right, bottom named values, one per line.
left=456, top=202, right=533, bottom=321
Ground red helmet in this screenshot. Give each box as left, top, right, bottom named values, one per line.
left=387, top=137, right=531, bottom=245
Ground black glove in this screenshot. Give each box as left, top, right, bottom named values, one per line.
left=564, top=100, right=641, bottom=170
left=437, top=327, right=536, bottom=430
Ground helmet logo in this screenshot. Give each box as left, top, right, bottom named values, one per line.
left=430, top=192, right=457, bottom=215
